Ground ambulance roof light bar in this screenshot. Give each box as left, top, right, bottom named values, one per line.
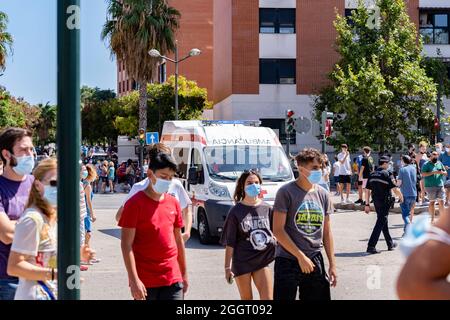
left=201, top=120, right=261, bottom=127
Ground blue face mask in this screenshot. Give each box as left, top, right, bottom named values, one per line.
left=153, top=178, right=172, bottom=194
left=400, top=215, right=450, bottom=257
left=307, top=170, right=322, bottom=185
left=82, top=171, right=88, bottom=179
left=12, top=155, right=35, bottom=176
left=44, top=186, right=58, bottom=207
left=245, top=183, right=261, bottom=198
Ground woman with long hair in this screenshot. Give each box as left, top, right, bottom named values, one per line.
left=7, top=159, right=90, bottom=299
left=81, top=164, right=100, bottom=265
left=220, top=170, right=276, bottom=300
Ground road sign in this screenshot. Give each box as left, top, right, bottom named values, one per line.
left=294, top=116, right=311, bottom=134
left=146, top=132, right=159, bottom=145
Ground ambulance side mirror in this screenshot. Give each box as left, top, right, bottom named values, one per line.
left=188, top=167, right=199, bottom=185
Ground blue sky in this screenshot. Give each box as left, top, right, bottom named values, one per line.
left=0, top=0, right=117, bottom=105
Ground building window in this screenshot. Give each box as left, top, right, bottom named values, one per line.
left=118, top=82, right=121, bottom=94
left=132, top=80, right=137, bottom=90
left=126, top=80, right=129, bottom=92
left=159, top=63, right=167, bottom=83
left=420, top=11, right=450, bottom=45
left=260, top=8, right=296, bottom=34
left=260, top=59, right=296, bottom=84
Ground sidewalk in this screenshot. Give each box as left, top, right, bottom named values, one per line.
left=331, top=191, right=442, bottom=216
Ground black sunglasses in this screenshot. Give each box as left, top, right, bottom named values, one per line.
left=243, top=169, right=259, bottom=174
left=49, top=180, right=57, bottom=187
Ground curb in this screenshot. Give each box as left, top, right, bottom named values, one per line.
left=333, top=203, right=440, bottom=215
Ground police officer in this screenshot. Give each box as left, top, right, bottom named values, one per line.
left=364, top=156, right=404, bottom=254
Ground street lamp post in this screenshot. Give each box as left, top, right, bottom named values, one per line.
left=57, top=0, right=80, bottom=300
left=149, top=41, right=201, bottom=120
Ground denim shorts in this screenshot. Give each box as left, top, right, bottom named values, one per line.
left=425, top=186, right=445, bottom=201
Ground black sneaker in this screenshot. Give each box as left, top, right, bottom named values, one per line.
left=388, top=242, right=398, bottom=251
left=366, top=247, right=380, bottom=254
left=355, top=199, right=363, bottom=204
left=361, top=201, right=366, bottom=206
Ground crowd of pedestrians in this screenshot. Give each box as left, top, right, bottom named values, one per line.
left=0, top=126, right=448, bottom=300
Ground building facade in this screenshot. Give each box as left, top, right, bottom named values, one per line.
left=117, top=0, right=450, bottom=152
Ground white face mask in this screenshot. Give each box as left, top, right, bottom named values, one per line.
left=400, top=215, right=450, bottom=257
left=44, top=186, right=58, bottom=207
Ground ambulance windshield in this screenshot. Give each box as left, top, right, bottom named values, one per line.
left=204, top=145, right=293, bottom=182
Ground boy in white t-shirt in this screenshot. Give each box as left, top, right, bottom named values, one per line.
left=337, top=144, right=352, bottom=204
left=115, top=144, right=193, bottom=242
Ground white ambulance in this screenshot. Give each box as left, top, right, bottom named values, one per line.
left=161, top=120, right=294, bottom=244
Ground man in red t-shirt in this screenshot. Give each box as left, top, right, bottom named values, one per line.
left=119, top=152, right=187, bottom=300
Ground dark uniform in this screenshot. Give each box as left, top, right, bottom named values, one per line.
left=365, top=166, right=397, bottom=251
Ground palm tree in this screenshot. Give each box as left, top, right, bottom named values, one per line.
left=102, top=0, right=180, bottom=131
left=0, top=11, right=13, bottom=72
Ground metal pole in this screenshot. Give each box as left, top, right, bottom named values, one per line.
left=286, top=133, right=290, bottom=157
left=437, top=72, right=443, bottom=142
left=57, top=0, right=80, bottom=300
left=322, top=134, right=326, bottom=154
left=175, top=40, right=179, bottom=120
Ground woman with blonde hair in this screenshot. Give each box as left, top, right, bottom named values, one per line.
left=7, top=159, right=90, bottom=299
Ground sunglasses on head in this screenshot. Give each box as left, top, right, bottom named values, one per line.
left=243, top=169, right=258, bottom=174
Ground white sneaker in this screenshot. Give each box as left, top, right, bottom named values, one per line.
left=340, top=199, right=345, bottom=205
left=346, top=199, right=352, bottom=204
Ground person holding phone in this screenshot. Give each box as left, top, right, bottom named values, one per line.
left=221, top=170, right=276, bottom=300
left=421, top=151, right=447, bottom=223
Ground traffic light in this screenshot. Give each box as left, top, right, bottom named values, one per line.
left=434, top=117, right=440, bottom=131
left=321, top=111, right=334, bottom=138
left=285, top=109, right=296, bottom=134
left=138, top=128, right=145, bottom=145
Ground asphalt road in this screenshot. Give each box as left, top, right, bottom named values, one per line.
left=81, top=192, right=408, bottom=300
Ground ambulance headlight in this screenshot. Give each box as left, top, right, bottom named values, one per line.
left=208, top=182, right=230, bottom=198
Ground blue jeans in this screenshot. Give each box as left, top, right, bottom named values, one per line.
left=0, top=278, right=18, bottom=300
left=400, top=196, right=416, bottom=231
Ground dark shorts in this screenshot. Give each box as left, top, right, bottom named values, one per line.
left=274, top=253, right=331, bottom=301
left=339, top=175, right=351, bottom=184
left=146, top=282, right=184, bottom=301
left=100, top=176, right=108, bottom=183
left=358, top=180, right=363, bottom=186
left=0, top=279, right=18, bottom=300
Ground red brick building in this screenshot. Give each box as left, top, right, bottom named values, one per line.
left=118, top=0, right=450, bottom=151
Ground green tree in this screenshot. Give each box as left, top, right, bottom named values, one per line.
left=81, top=87, right=117, bottom=145
left=0, top=11, right=13, bottom=72
left=34, top=103, right=57, bottom=145
left=102, top=0, right=180, bottom=133
left=313, top=0, right=437, bottom=151
left=114, top=75, right=211, bottom=136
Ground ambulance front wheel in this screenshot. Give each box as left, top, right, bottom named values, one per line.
left=198, top=209, right=214, bottom=245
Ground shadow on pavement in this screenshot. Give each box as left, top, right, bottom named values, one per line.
left=185, top=231, right=224, bottom=250
left=335, top=252, right=369, bottom=258
left=99, top=228, right=121, bottom=240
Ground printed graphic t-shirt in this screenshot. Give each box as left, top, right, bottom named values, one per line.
left=11, top=208, right=57, bottom=300
left=273, top=181, right=333, bottom=260
left=220, top=202, right=276, bottom=277
left=119, top=192, right=184, bottom=288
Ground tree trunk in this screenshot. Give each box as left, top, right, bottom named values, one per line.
left=138, top=81, right=148, bottom=131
